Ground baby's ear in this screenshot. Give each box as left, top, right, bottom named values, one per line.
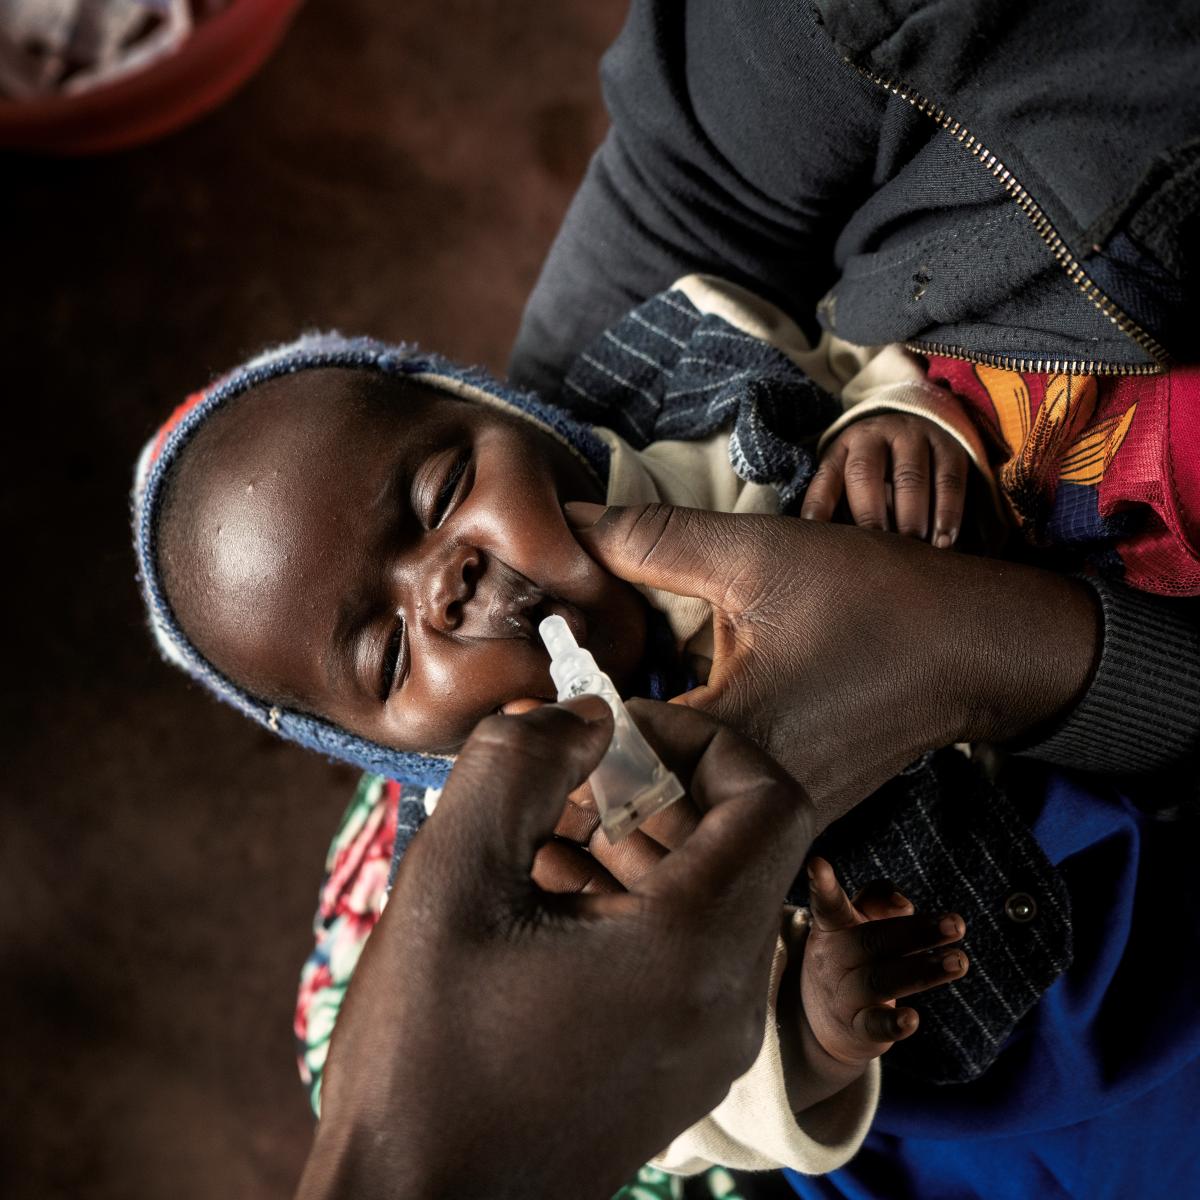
left=499, top=697, right=547, bottom=716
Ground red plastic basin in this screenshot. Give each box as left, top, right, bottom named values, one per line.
left=0, top=0, right=303, bottom=155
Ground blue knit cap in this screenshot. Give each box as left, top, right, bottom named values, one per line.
left=132, top=332, right=613, bottom=789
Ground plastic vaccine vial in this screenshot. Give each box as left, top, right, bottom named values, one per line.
left=538, top=615, right=684, bottom=842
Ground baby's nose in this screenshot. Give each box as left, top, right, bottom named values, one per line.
left=423, top=544, right=482, bottom=631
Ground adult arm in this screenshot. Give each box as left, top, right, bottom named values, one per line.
left=295, top=697, right=817, bottom=1200
left=508, top=0, right=885, bottom=396
left=563, top=503, right=1200, bottom=825
left=1012, top=578, right=1200, bottom=778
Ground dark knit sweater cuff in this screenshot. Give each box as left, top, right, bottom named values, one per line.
left=1017, top=578, right=1200, bottom=774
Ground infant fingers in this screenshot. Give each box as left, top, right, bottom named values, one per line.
left=931, top=436, right=969, bottom=549
left=852, top=879, right=914, bottom=920
left=889, top=434, right=931, bottom=540
left=842, top=436, right=890, bottom=531
left=807, top=857, right=859, bottom=932
left=800, top=441, right=848, bottom=522
left=855, top=946, right=969, bottom=1004
left=853, top=1004, right=920, bottom=1046
left=849, top=911, right=965, bottom=964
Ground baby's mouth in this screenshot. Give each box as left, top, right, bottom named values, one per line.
left=467, top=559, right=588, bottom=648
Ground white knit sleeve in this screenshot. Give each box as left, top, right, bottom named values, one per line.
left=650, top=919, right=880, bottom=1176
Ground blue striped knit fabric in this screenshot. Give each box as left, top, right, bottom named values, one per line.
left=562, top=287, right=839, bottom=510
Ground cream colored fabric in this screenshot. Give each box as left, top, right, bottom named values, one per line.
left=650, top=912, right=881, bottom=1176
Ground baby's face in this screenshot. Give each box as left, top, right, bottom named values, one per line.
left=165, top=369, right=648, bottom=754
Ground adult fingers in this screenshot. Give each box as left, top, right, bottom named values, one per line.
left=556, top=703, right=708, bottom=887
left=890, top=433, right=931, bottom=540
left=637, top=791, right=701, bottom=850
left=842, top=433, right=890, bottom=532
left=564, top=501, right=774, bottom=611
left=618, top=710, right=704, bottom=850
left=588, top=828, right=669, bottom=888
left=800, top=440, right=848, bottom=522
left=563, top=774, right=701, bottom=852
left=554, top=795, right=601, bottom=845
left=931, top=435, right=969, bottom=549
left=583, top=799, right=701, bottom=888
left=627, top=703, right=814, bottom=927
left=532, top=838, right=622, bottom=895
left=424, top=697, right=614, bottom=915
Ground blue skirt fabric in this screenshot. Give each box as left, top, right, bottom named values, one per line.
left=786, top=770, right=1200, bottom=1199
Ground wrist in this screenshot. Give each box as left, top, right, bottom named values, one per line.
left=777, top=955, right=866, bottom=1114
left=931, top=560, right=1101, bottom=746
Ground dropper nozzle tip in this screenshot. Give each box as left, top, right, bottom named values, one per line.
left=538, top=614, right=576, bottom=658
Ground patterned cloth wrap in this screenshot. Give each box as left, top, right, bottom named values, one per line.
left=928, top=358, right=1200, bottom=595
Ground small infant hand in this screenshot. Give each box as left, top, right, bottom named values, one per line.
left=799, top=857, right=968, bottom=1067
left=802, top=412, right=968, bottom=548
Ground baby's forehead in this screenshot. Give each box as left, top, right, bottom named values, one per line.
left=245, top=367, right=458, bottom=438
left=187, top=369, right=468, bottom=477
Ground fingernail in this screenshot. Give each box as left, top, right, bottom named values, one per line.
left=561, top=694, right=611, bottom=724
left=800, top=507, right=817, bottom=520
left=939, top=915, right=963, bottom=938
left=896, top=1009, right=918, bottom=1033
left=943, top=952, right=966, bottom=973
left=564, top=501, right=606, bottom=530
left=889, top=891, right=909, bottom=909
left=933, top=529, right=956, bottom=550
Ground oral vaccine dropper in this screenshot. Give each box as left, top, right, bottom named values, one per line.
left=538, top=615, right=684, bottom=842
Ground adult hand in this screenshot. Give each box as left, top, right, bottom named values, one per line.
left=296, top=697, right=814, bottom=1200
left=563, top=502, right=1100, bottom=827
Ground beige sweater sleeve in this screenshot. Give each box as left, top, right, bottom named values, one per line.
left=651, top=915, right=880, bottom=1176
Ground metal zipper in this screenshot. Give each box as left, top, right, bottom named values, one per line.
left=851, top=62, right=1170, bottom=375
left=902, top=340, right=1164, bottom=377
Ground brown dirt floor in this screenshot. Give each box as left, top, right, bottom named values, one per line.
left=0, top=1, right=624, bottom=1194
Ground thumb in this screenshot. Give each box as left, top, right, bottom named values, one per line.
left=422, top=697, right=615, bottom=911
left=564, top=502, right=753, bottom=609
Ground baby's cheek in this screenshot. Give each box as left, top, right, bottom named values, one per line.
left=400, top=642, right=559, bottom=752
left=589, top=585, right=651, bottom=692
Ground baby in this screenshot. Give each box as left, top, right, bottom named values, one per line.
left=133, top=279, right=973, bottom=1178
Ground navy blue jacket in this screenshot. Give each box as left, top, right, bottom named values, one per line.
left=510, top=0, right=1200, bottom=787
